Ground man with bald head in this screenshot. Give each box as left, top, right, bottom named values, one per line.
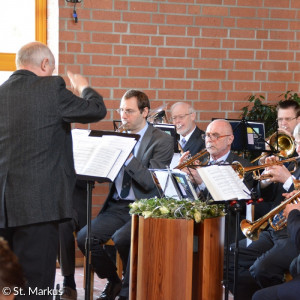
left=181, top=119, right=251, bottom=181
left=180, top=119, right=253, bottom=242
left=170, top=102, right=205, bottom=156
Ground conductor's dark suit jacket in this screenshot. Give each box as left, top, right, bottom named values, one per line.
left=0, top=70, right=106, bottom=227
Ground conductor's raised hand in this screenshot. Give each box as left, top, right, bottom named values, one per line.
left=67, top=71, right=89, bottom=95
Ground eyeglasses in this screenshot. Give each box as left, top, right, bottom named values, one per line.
left=202, top=133, right=231, bottom=141
left=171, top=113, right=192, bottom=121
left=116, top=108, right=137, bottom=116
left=277, top=117, right=297, bottom=123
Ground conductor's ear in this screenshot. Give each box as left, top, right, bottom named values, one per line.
left=41, top=58, right=48, bottom=72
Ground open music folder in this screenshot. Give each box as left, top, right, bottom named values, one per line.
left=197, top=165, right=251, bottom=202
left=71, top=128, right=140, bottom=181
left=152, top=169, right=198, bottom=200
left=71, top=128, right=140, bottom=300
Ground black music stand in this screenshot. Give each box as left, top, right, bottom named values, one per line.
left=228, top=117, right=280, bottom=158
left=195, top=162, right=253, bottom=300
left=72, top=129, right=139, bottom=300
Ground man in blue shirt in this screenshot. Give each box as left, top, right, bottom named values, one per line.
left=77, top=89, right=174, bottom=300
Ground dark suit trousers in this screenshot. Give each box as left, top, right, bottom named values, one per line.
left=58, top=180, right=88, bottom=277
left=252, top=275, right=300, bottom=300
left=0, top=222, right=59, bottom=300
left=77, top=199, right=132, bottom=281
left=58, top=219, right=77, bottom=276
left=229, top=228, right=299, bottom=300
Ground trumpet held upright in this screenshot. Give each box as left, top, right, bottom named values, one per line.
left=251, top=131, right=295, bottom=163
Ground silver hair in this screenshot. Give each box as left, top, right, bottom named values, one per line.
left=170, top=102, right=195, bottom=114
left=16, top=42, right=55, bottom=69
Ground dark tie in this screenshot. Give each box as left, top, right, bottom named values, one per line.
left=120, top=170, right=131, bottom=198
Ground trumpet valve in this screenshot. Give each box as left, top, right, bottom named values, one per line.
left=269, top=212, right=286, bottom=231
left=293, top=179, right=300, bottom=190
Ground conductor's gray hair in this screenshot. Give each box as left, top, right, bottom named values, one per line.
left=16, top=42, right=55, bottom=69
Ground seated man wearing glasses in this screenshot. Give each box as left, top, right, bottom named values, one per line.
left=170, top=102, right=205, bottom=156
left=77, top=89, right=174, bottom=300
left=180, top=118, right=254, bottom=243
left=227, top=101, right=300, bottom=300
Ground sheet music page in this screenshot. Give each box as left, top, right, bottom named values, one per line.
left=169, top=153, right=181, bottom=169
left=72, top=129, right=98, bottom=174
left=81, top=147, right=121, bottom=177
left=154, top=170, right=180, bottom=200
left=101, top=135, right=136, bottom=181
left=197, top=165, right=250, bottom=201
left=72, top=129, right=137, bottom=181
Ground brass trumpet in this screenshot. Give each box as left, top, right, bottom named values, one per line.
left=175, top=148, right=210, bottom=170
left=232, top=156, right=299, bottom=181
left=240, top=188, right=300, bottom=241
left=270, top=131, right=295, bottom=158
left=116, top=122, right=128, bottom=133
left=251, top=131, right=295, bottom=163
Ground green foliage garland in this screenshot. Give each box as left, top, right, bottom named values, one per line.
left=129, top=197, right=225, bottom=223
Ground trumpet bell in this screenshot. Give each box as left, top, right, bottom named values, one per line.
left=240, top=219, right=259, bottom=241
left=231, top=161, right=244, bottom=179
left=269, top=132, right=295, bottom=158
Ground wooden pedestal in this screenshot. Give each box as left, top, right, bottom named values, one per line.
left=130, top=215, right=224, bottom=300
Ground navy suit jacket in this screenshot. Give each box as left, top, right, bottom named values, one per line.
left=0, top=70, right=106, bottom=227
left=288, top=209, right=300, bottom=277
left=182, top=126, right=205, bottom=156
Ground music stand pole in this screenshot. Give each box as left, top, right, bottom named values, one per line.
left=233, top=203, right=241, bottom=298
left=84, top=180, right=94, bottom=300
left=224, top=201, right=230, bottom=300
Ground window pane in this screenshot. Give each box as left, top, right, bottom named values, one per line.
left=0, top=71, right=12, bottom=85
left=0, top=0, right=35, bottom=53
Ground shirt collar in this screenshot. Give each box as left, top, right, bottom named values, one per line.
left=210, top=150, right=230, bottom=163
left=180, top=126, right=196, bottom=143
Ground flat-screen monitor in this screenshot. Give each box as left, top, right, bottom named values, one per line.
left=152, top=123, right=179, bottom=153
left=227, top=119, right=266, bottom=151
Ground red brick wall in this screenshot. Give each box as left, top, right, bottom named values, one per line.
left=58, top=0, right=300, bottom=218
